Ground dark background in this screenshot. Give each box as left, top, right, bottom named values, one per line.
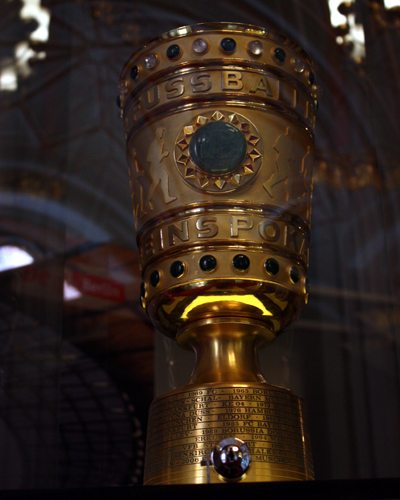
left=1, top=0, right=400, bottom=488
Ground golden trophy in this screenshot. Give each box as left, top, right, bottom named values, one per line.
left=119, top=23, right=319, bottom=485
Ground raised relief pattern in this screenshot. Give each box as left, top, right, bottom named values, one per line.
left=175, top=110, right=262, bottom=193
left=263, top=127, right=313, bottom=212
left=147, top=127, right=177, bottom=209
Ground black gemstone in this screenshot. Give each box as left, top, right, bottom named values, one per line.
left=167, top=44, right=181, bottom=59
left=233, top=254, right=250, bottom=271
left=290, top=267, right=300, bottom=283
left=274, top=47, right=286, bottom=62
left=309, top=71, right=315, bottom=85
left=150, top=270, right=160, bottom=287
left=116, top=95, right=122, bottom=108
left=305, top=278, right=310, bottom=293
left=265, top=258, right=279, bottom=275
left=170, top=261, right=185, bottom=278
left=130, top=65, right=138, bottom=80
left=221, top=37, right=236, bottom=52
left=189, top=121, right=247, bottom=175
left=200, top=255, right=217, bottom=272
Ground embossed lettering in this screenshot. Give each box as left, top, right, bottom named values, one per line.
left=222, top=71, right=243, bottom=90
left=284, top=226, right=304, bottom=254
left=258, top=221, right=281, bottom=242
left=296, top=91, right=308, bottom=119
left=279, top=81, right=296, bottom=108
left=168, top=221, right=189, bottom=246
left=250, top=75, right=273, bottom=97
left=166, top=77, right=185, bottom=99
left=131, top=101, right=141, bottom=121
left=196, top=217, right=218, bottom=238
left=158, top=228, right=164, bottom=250
left=191, top=73, right=211, bottom=93
left=231, top=216, right=254, bottom=237
left=142, top=233, right=154, bottom=259
left=142, top=85, right=160, bottom=109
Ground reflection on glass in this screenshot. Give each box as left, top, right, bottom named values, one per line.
left=0, top=245, right=34, bottom=272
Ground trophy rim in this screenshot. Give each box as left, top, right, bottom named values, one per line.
left=120, top=21, right=313, bottom=76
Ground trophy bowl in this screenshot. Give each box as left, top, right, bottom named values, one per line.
left=119, top=22, right=318, bottom=485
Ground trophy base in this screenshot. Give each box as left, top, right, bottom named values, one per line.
left=144, top=382, right=314, bottom=485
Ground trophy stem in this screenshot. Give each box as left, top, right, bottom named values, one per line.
left=143, top=318, right=314, bottom=484
left=177, top=318, right=274, bottom=385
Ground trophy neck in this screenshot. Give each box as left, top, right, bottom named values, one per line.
left=176, top=318, right=274, bottom=385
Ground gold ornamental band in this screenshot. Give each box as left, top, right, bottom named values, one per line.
left=139, top=209, right=309, bottom=267
left=124, top=67, right=315, bottom=140
left=144, top=383, right=314, bottom=485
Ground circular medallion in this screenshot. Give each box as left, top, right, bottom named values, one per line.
left=189, top=122, right=247, bottom=175
left=175, top=110, right=263, bottom=193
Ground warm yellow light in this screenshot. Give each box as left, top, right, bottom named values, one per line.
left=181, top=295, right=272, bottom=320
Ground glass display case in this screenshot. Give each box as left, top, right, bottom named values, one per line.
left=1, top=0, right=400, bottom=494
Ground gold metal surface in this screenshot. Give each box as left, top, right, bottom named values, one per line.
left=119, top=22, right=319, bottom=484
left=145, top=382, right=313, bottom=485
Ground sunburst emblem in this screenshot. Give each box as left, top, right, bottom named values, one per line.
left=174, top=110, right=263, bottom=193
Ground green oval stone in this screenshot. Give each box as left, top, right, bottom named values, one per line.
left=150, top=270, right=160, bottom=287
left=170, top=260, right=185, bottom=278
left=189, top=122, right=247, bottom=175
left=290, top=267, right=300, bottom=284
left=200, top=255, right=217, bottom=272
left=265, top=258, right=279, bottom=275
left=274, top=47, right=286, bottom=62
left=167, top=44, right=180, bottom=59
left=233, top=254, right=250, bottom=271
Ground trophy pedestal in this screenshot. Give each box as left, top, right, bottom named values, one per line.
left=144, top=382, right=313, bottom=484
left=144, top=319, right=313, bottom=484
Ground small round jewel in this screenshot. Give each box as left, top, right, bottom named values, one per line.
left=167, top=44, right=181, bottom=59
left=274, top=47, right=286, bottom=62
left=290, top=267, right=300, bottom=283
left=311, top=84, right=323, bottom=99
left=200, top=255, right=217, bottom=272
left=118, top=79, right=129, bottom=93
left=248, top=40, right=263, bottom=56
left=220, top=37, right=236, bottom=53
left=192, top=38, right=208, bottom=54
left=170, top=261, right=185, bottom=278
left=233, top=254, right=250, bottom=271
left=144, top=54, right=158, bottom=69
left=130, top=65, right=138, bottom=80
left=291, top=58, right=305, bottom=73
left=150, top=270, right=160, bottom=287
left=265, top=258, right=279, bottom=275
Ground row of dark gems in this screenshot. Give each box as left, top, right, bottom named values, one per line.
left=127, top=37, right=314, bottom=84
left=140, top=255, right=309, bottom=303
